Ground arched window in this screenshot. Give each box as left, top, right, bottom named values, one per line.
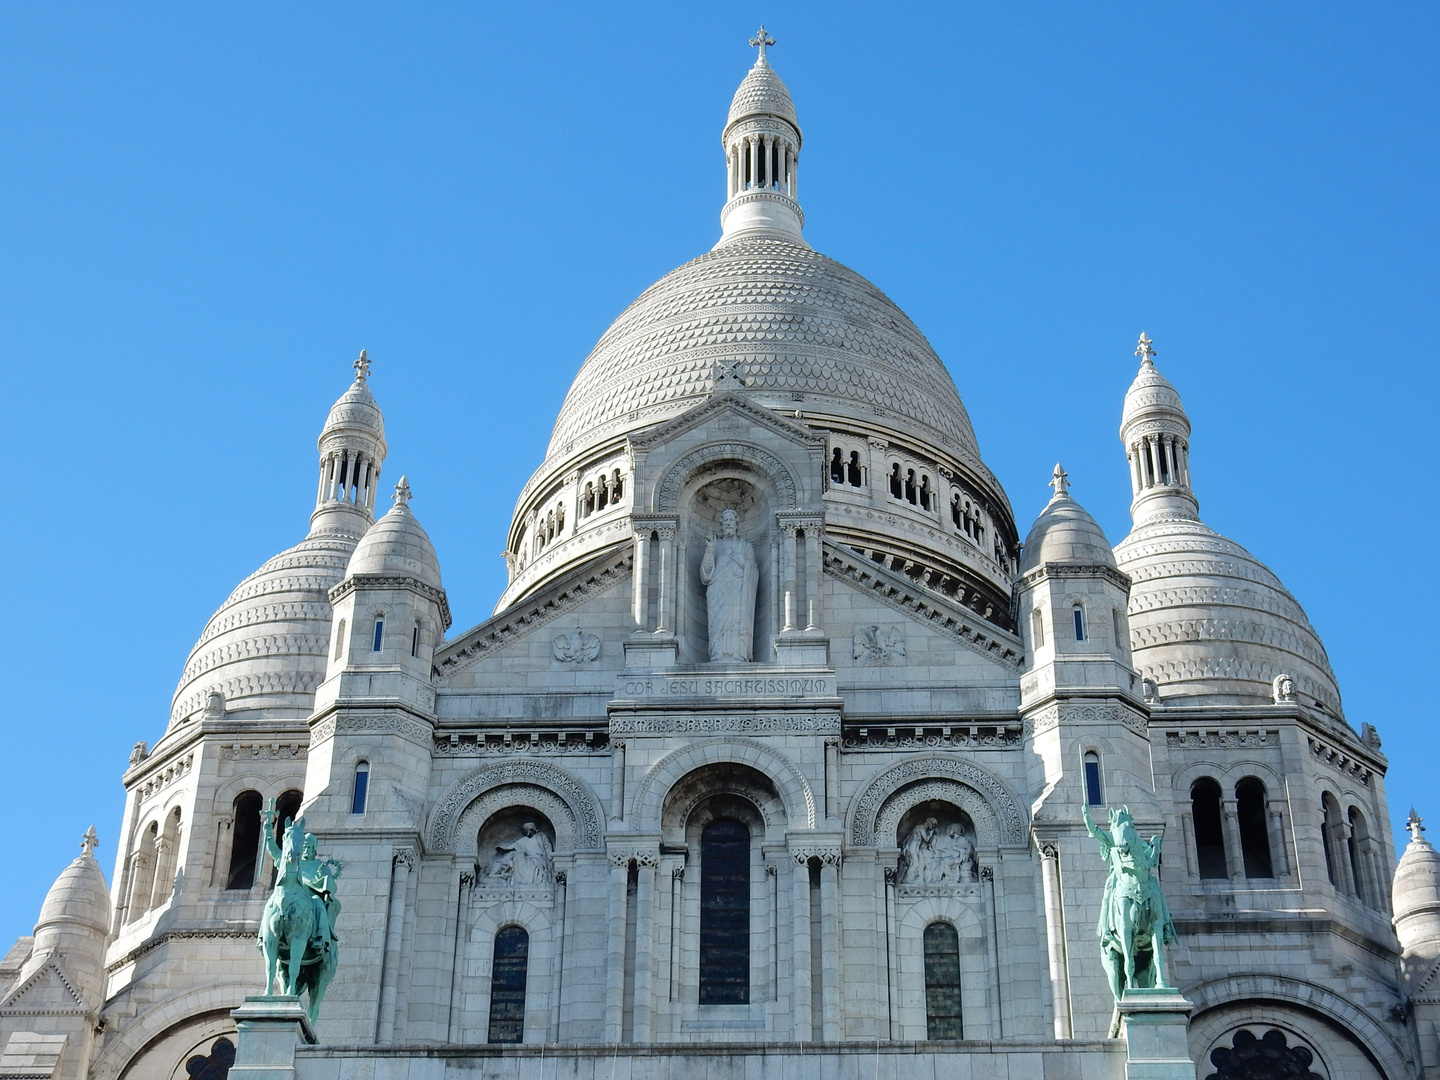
left=1030, top=608, right=1045, bottom=648
left=372, top=616, right=385, bottom=652
left=1191, top=778, right=1228, bottom=879
left=611, top=470, right=624, bottom=501
left=597, top=475, right=609, bottom=510
left=699, top=818, right=750, bottom=1004
left=150, top=807, right=182, bottom=909
left=830, top=447, right=845, bottom=484
left=923, top=921, right=963, bottom=1039
left=126, top=821, right=159, bottom=921
left=1111, top=607, right=1125, bottom=645
left=486, top=925, right=529, bottom=1043
left=273, top=789, right=303, bottom=842
left=847, top=451, right=862, bottom=487
left=1072, top=604, right=1086, bottom=642
left=889, top=464, right=903, bottom=499
left=1083, top=751, right=1103, bottom=806
left=905, top=469, right=918, bottom=504
left=333, top=618, right=346, bottom=660
left=1348, top=806, right=1371, bottom=903
left=583, top=484, right=595, bottom=517
left=1321, top=792, right=1341, bottom=888
left=351, top=762, right=370, bottom=815
left=919, top=475, right=932, bottom=511
left=411, top=623, right=421, bottom=658
left=1235, top=777, right=1274, bottom=878
left=227, top=790, right=264, bottom=890
left=951, top=493, right=963, bottom=529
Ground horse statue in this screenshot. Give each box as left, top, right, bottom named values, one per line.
left=1082, top=803, right=1178, bottom=1036
left=257, top=801, right=343, bottom=1024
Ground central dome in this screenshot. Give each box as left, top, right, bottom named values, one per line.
left=546, top=236, right=981, bottom=465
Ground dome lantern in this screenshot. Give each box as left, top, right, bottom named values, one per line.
left=311, top=349, right=388, bottom=537
left=1119, top=333, right=1199, bottom=527
left=718, top=28, right=805, bottom=247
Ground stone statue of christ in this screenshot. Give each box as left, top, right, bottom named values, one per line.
left=700, top=509, right=759, bottom=662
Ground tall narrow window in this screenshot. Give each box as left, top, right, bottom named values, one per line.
left=699, top=818, right=750, bottom=1004
left=1072, top=605, right=1086, bottom=642
left=1235, top=777, right=1274, bottom=878
left=226, top=790, right=263, bottom=890
left=486, top=926, right=529, bottom=1043
left=1348, top=807, right=1369, bottom=903
left=1321, top=793, right=1340, bottom=887
left=923, top=921, right=963, bottom=1039
left=333, top=619, right=346, bottom=660
left=372, top=617, right=385, bottom=652
left=351, top=762, right=370, bottom=815
left=1084, top=752, right=1104, bottom=806
left=411, top=624, right=421, bottom=658
left=1031, top=608, right=1045, bottom=647
left=1191, top=778, right=1228, bottom=879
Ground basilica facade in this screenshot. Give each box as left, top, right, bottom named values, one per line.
left=4, top=38, right=1439, bottom=1080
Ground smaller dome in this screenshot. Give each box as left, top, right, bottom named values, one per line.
left=727, top=61, right=799, bottom=134
left=1020, top=466, right=1117, bottom=574
left=347, top=477, right=442, bottom=589
left=322, top=377, right=386, bottom=452
left=36, top=830, right=108, bottom=936
left=1394, top=811, right=1440, bottom=952
left=1121, top=355, right=1186, bottom=433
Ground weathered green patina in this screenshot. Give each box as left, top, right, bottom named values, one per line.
left=257, top=800, right=342, bottom=1024
left=1082, top=803, right=1178, bottom=1035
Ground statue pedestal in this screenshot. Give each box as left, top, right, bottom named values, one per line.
left=1118, top=988, right=1195, bottom=1079
left=229, top=996, right=316, bottom=1080
left=773, top=632, right=829, bottom=666
left=623, top=635, right=678, bottom=669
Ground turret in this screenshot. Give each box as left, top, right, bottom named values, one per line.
left=717, top=27, right=805, bottom=246
left=311, top=349, right=388, bottom=538
left=1394, top=810, right=1440, bottom=1078
left=0, top=829, right=110, bottom=1080
left=1119, top=333, right=1199, bottom=527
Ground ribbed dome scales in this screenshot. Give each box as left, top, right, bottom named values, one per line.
left=546, top=237, right=980, bottom=463
left=728, top=64, right=799, bottom=132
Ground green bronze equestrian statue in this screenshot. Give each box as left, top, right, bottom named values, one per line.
left=1082, top=803, right=1178, bottom=1036
left=257, top=800, right=343, bottom=1024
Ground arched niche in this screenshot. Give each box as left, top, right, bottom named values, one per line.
left=681, top=474, right=774, bottom=664
left=631, top=737, right=816, bottom=833
left=428, top=761, right=604, bottom=853
left=457, top=787, right=572, bottom=861
left=850, top=757, right=1025, bottom=848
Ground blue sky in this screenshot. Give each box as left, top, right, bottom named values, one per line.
left=1, top=4, right=1435, bottom=942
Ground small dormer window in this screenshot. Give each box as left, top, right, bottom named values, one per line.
left=372, top=617, right=385, bottom=652
left=1072, top=605, right=1086, bottom=642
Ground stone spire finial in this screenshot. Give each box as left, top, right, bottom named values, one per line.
left=80, top=826, right=98, bottom=858
left=1135, top=332, right=1156, bottom=367
left=1409, top=809, right=1427, bottom=844
left=394, top=475, right=412, bottom=508
left=1049, top=463, right=1070, bottom=498
left=749, top=25, right=775, bottom=65
left=354, top=348, right=371, bottom=384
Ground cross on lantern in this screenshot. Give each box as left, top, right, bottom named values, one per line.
left=354, top=348, right=371, bottom=383
left=749, top=26, right=775, bottom=63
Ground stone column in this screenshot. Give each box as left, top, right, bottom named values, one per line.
left=1128, top=445, right=1142, bottom=496
left=377, top=846, right=415, bottom=1043
left=632, top=857, right=658, bottom=1042
left=819, top=855, right=841, bottom=1040
left=823, top=740, right=840, bottom=823
left=804, top=525, right=822, bottom=629
left=781, top=524, right=798, bottom=631
left=148, top=834, right=173, bottom=910
left=631, top=531, right=650, bottom=631
left=655, top=527, right=675, bottom=634
left=1178, top=812, right=1198, bottom=878
left=1267, top=806, right=1291, bottom=878
left=604, top=858, right=629, bottom=1042
left=1332, top=821, right=1357, bottom=897
left=790, top=857, right=813, bottom=1040
left=610, top=740, right=626, bottom=823
left=1220, top=798, right=1246, bottom=880
left=1038, top=843, right=1072, bottom=1038
left=447, top=870, right=474, bottom=1041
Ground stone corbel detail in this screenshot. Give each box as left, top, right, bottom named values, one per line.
left=790, top=846, right=841, bottom=866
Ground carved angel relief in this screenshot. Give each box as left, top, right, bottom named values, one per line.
left=552, top=628, right=601, bottom=664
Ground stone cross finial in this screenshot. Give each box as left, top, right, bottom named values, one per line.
left=1408, top=808, right=1426, bottom=843
left=1050, top=463, right=1070, bottom=498
left=394, top=475, right=412, bottom=507
left=1135, top=332, right=1156, bottom=366
left=81, top=826, right=98, bottom=858
left=749, top=26, right=775, bottom=64
left=354, top=348, right=371, bottom=383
